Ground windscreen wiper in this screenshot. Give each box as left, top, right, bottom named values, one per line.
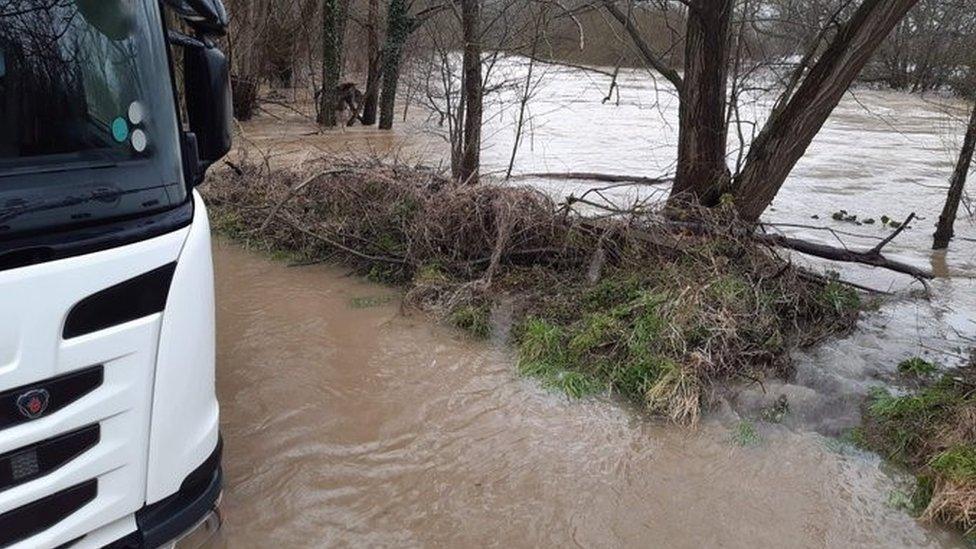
left=0, top=184, right=166, bottom=224
left=0, top=160, right=119, bottom=178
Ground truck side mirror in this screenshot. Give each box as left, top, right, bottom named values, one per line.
left=163, top=0, right=229, bottom=36
left=184, top=42, right=233, bottom=174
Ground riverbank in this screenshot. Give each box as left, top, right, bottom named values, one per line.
left=860, top=357, right=976, bottom=535
left=203, top=156, right=862, bottom=425
left=215, top=66, right=976, bottom=540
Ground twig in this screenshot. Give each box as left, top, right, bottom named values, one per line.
left=869, top=212, right=916, bottom=255
left=795, top=270, right=893, bottom=295
left=278, top=215, right=407, bottom=265
left=256, top=169, right=347, bottom=232
left=224, top=160, right=244, bottom=176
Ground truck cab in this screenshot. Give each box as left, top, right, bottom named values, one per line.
left=0, top=1, right=232, bottom=546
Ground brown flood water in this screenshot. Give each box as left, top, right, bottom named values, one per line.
left=209, top=240, right=963, bottom=548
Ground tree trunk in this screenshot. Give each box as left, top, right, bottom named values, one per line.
left=458, top=0, right=483, bottom=185
left=669, top=1, right=735, bottom=207
left=360, top=0, right=382, bottom=125
left=317, top=0, right=347, bottom=127
left=732, top=0, right=921, bottom=222
left=933, top=99, right=976, bottom=249
left=378, top=0, right=411, bottom=129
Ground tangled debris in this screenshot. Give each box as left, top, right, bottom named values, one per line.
left=204, top=155, right=862, bottom=424
left=860, top=358, right=976, bottom=536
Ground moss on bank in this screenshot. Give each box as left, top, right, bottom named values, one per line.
left=861, top=358, right=976, bottom=535
left=204, top=157, right=862, bottom=424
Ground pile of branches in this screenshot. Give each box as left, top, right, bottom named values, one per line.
left=204, top=155, right=863, bottom=424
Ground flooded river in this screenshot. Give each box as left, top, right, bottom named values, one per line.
left=214, top=60, right=975, bottom=546
left=212, top=241, right=962, bottom=547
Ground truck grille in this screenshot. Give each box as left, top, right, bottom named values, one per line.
left=0, top=424, right=100, bottom=493
left=0, top=479, right=97, bottom=547
left=0, top=366, right=104, bottom=431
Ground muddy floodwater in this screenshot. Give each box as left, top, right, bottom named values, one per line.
left=210, top=242, right=963, bottom=548
left=211, top=60, right=975, bottom=546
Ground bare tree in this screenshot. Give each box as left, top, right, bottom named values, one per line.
left=360, top=0, right=383, bottom=124
left=670, top=0, right=735, bottom=206
left=376, top=0, right=448, bottom=129
left=933, top=98, right=976, bottom=249
left=378, top=0, right=413, bottom=129
left=458, top=0, right=482, bottom=184
left=318, top=0, right=349, bottom=126
left=731, top=0, right=922, bottom=221
left=597, top=0, right=923, bottom=222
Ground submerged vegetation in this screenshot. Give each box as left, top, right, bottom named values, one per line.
left=861, top=357, right=976, bottom=535
left=205, top=156, right=863, bottom=425
left=898, top=357, right=939, bottom=377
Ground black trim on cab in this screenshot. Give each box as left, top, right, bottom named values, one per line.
left=0, top=479, right=97, bottom=548
left=0, top=424, right=100, bottom=493
left=63, top=263, right=178, bottom=339
left=0, top=199, right=193, bottom=273
left=108, top=437, right=223, bottom=549
left=0, top=367, right=104, bottom=431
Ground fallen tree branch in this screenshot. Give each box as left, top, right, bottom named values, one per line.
left=670, top=215, right=933, bottom=281
left=511, top=172, right=673, bottom=185
left=756, top=232, right=933, bottom=280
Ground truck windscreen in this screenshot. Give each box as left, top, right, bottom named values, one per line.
left=0, top=0, right=186, bottom=242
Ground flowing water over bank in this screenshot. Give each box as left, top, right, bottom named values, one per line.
left=211, top=241, right=963, bottom=547
left=215, top=60, right=976, bottom=545
left=239, top=60, right=976, bottom=435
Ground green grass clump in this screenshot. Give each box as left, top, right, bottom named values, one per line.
left=450, top=304, right=493, bottom=339
left=818, top=280, right=862, bottom=314
left=930, top=445, right=976, bottom=483
left=730, top=421, right=763, bottom=447
left=569, top=313, right=620, bottom=354
left=210, top=209, right=247, bottom=238
left=760, top=395, right=790, bottom=424
left=517, top=318, right=601, bottom=398
left=898, top=357, right=938, bottom=377
left=706, top=275, right=753, bottom=312
left=506, top=258, right=856, bottom=424
left=861, top=363, right=976, bottom=535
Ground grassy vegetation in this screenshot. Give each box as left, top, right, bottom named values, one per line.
left=497, top=263, right=859, bottom=423
left=861, top=359, right=976, bottom=535
left=204, top=157, right=863, bottom=425
left=898, top=357, right=938, bottom=377
left=729, top=420, right=763, bottom=447
left=450, top=303, right=493, bottom=339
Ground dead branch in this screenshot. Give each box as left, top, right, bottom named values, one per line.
left=796, top=270, right=893, bottom=295
left=599, top=0, right=684, bottom=92
left=870, top=212, right=916, bottom=255
left=511, top=172, right=672, bottom=185
left=278, top=214, right=407, bottom=265
left=756, top=232, right=933, bottom=280
left=256, top=169, right=348, bottom=232
left=670, top=214, right=932, bottom=281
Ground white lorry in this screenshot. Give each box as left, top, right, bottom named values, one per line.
left=0, top=0, right=232, bottom=546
